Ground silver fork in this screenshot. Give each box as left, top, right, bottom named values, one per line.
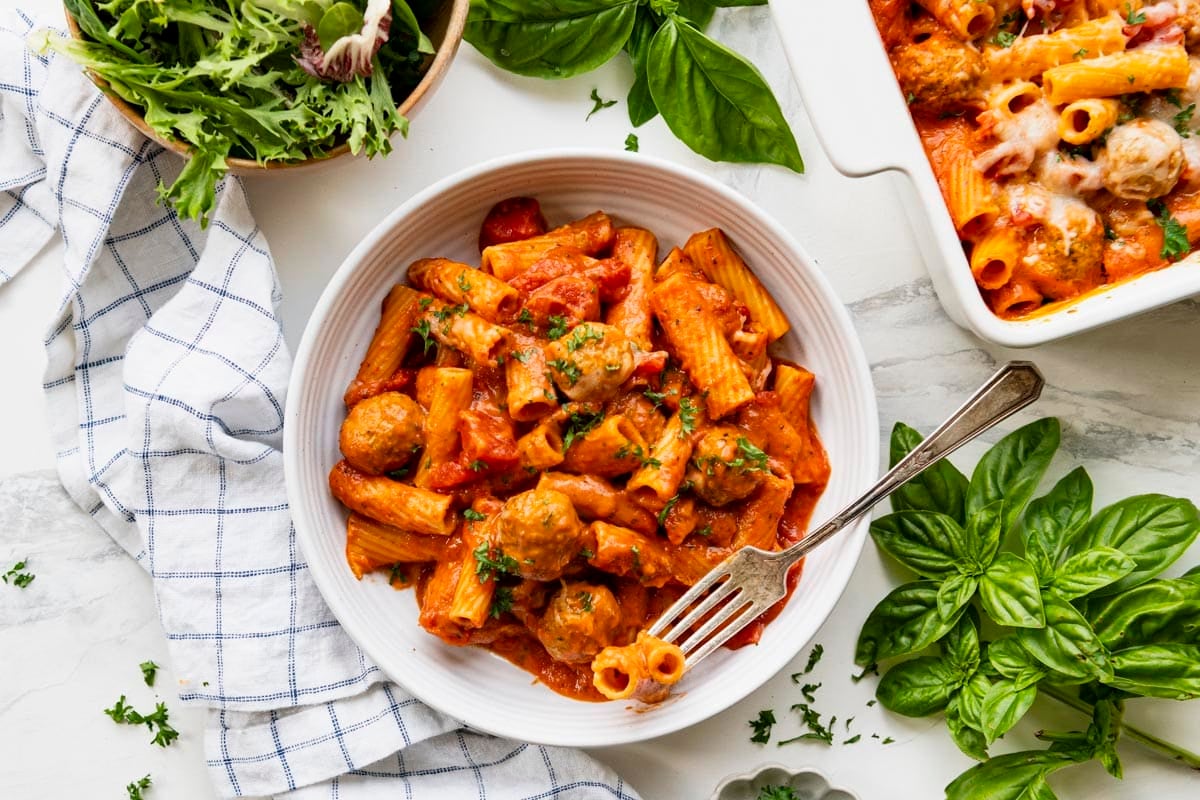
left=646, top=361, right=1046, bottom=670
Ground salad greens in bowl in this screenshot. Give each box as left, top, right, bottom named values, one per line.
left=41, top=0, right=467, bottom=223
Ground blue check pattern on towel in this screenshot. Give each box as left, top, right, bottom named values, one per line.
left=0, top=11, right=639, bottom=799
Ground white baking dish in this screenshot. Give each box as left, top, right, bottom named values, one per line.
left=771, top=0, right=1200, bottom=347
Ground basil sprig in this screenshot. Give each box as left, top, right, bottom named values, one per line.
left=463, top=0, right=802, bottom=172
left=859, top=418, right=1200, bottom=799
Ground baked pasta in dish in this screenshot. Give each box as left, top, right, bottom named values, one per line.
left=328, top=198, right=830, bottom=703
left=872, top=0, right=1200, bottom=318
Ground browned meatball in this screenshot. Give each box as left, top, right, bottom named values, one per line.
left=543, top=322, right=635, bottom=402
left=890, top=33, right=984, bottom=114
left=686, top=426, right=764, bottom=507
left=491, top=488, right=584, bottom=581
left=338, top=392, right=425, bottom=475
left=1100, top=119, right=1185, bottom=201
left=536, top=582, right=622, bottom=663
left=1022, top=208, right=1106, bottom=301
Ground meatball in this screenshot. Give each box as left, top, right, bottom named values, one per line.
left=536, top=582, right=622, bottom=663
left=1022, top=202, right=1105, bottom=300
left=543, top=322, right=635, bottom=402
left=338, top=392, right=425, bottom=475
left=1178, top=1, right=1200, bottom=48
left=491, top=488, right=584, bottom=581
left=1100, top=119, right=1185, bottom=200
left=890, top=33, right=984, bottom=114
left=685, top=426, right=764, bottom=507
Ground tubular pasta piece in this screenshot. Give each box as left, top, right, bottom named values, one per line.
left=536, top=472, right=616, bottom=519
left=772, top=364, right=830, bottom=488
left=1042, top=45, right=1190, bottom=104
left=562, top=416, right=649, bottom=478
left=590, top=632, right=686, bottom=704
left=407, top=258, right=521, bottom=323
left=986, top=279, right=1045, bottom=317
left=985, top=15, right=1128, bottom=83
left=627, top=412, right=694, bottom=506
left=329, top=460, right=456, bottom=536
left=591, top=640, right=645, bottom=700
left=1058, top=98, right=1121, bottom=144
left=517, top=422, right=566, bottom=471
left=504, top=335, right=559, bottom=423
left=605, top=227, right=658, bottom=350
left=344, top=285, right=424, bottom=406
left=481, top=212, right=615, bottom=280
left=914, top=0, right=994, bottom=39
left=345, top=513, right=449, bottom=579
left=413, top=367, right=473, bottom=489
left=683, top=229, right=789, bottom=341
left=732, top=470, right=795, bottom=551
left=420, top=300, right=510, bottom=366
left=970, top=227, right=1025, bottom=289
left=449, top=519, right=497, bottom=628
left=587, top=521, right=718, bottom=587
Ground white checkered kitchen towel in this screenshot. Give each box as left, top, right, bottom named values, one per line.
left=0, top=10, right=640, bottom=799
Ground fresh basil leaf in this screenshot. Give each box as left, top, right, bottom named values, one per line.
left=946, top=696, right=990, bottom=761
left=876, top=656, right=959, bottom=716
left=889, top=422, right=969, bottom=522
left=856, top=581, right=965, bottom=666
left=941, top=608, right=981, bottom=678
left=1086, top=578, right=1200, bottom=649
left=938, top=573, right=979, bottom=622
left=676, top=0, right=716, bottom=27
left=1076, top=495, right=1200, bottom=595
left=870, top=511, right=968, bottom=579
left=1108, top=644, right=1200, bottom=699
left=981, top=553, right=1045, bottom=628
left=1018, top=593, right=1111, bottom=680
left=465, top=0, right=639, bottom=79
left=988, top=635, right=1043, bottom=680
left=624, top=8, right=658, bottom=126
left=1184, top=564, right=1200, bottom=580
left=980, top=679, right=1038, bottom=743
left=646, top=17, right=803, bottom=172
left=945, top=751, right=1077, bottom=800
left=1089, top=697, right=1123, bottom=779
left=1048, top=546, right=1136, bottom=600
left=319, top=3, right=365, bottom=51
left=956, top=672, right=991, bottom=731
left=965, top=500, right=1004, bottom=569
left=967, top=418, right=1060, bottom=534
left=392, top=0, right=436, bottom=53
left=1022, top=467, right=1093, bottom=575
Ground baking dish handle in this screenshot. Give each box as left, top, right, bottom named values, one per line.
left=773, top=0, right=921, bottom=178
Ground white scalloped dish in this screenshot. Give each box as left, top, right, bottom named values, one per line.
left=712, top=764, right=859, bottom=800
left=284, top=150, right=879, bottom=746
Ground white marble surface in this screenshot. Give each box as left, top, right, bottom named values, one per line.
left=2, top=2, right=1199, bottom=798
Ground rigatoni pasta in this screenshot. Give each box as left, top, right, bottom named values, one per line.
left=327, top=197, right=830, bottom=704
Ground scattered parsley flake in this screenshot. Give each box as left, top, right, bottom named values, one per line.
left=779, top=704, right=834, bottom=746
left=843, top=734, right=862, bottom=745
left=386, top=467, right=410, bottom=480
left=489, top=586, right=514, bottom=618
left=2, top=559, right=34, bottom=588
left=462, top=508, right=487, bottom=521
left=562, top=410, right=604, bottom=451
left=456, top=272, right=472, bottom=293
left=517, top=308, right=533, bottom=325
left=730, top=437, right=770, bottom=473
left=803, top=643, right=824, bottom=674
left=139, top=661, right=159, bottom=687
left=469, top=459, right=488, bottom=472
left=103, top=696, right=179, bottom=747
left=548, top=358, right=583, bottom=387
left=126, top=775, right=152, bottom=800
left=1073, top=47, right=1088, bottom=59
left=473, top=542, right=519, bottom=583
left=546, top=315, right=570, bottom=339
left=678, top=397, right=698, bottom=437
left=657, top=495, right=680, bottom=526
left=1149, top=199, right=1190, bottom=260
left=696, top=524, right=713, bottom=537
left=510, top=349, right=530, bottom=364
left=850, top=664, right=878, bottom=683
left=749, top=709, right=776, bottom=744
left=1165, top=88, right=1185, bottom=108
left=624, top=133, right=639, bottom=152
left=579, top=547, right=595, bottom=559
left=798, top=682, right=821, bottom=703
left=643, top=389, right=667, bottom=407
left=1174, top=103, right=1195, bottom=137
left=418, top=297, right=433, bottom=310
left=411, top=318, right=434, bottom=355
left=906, top=92, right=916, bottom=105
left=564, top=323, right=604, bottom=353
left=756, top=787, right=801, bottom=800
left=577, top=591, right=594, bottom=612
left=867, top=699, right=877, bottom=707
left=991, top=31, right=1016, bottom=47
left=388, top=563, right=409, bottom=585
left=882, top=736, right=896, bottom=744
left=1125, top=3, right=1147, bottom=24
left=587, top=88, right=617, bottom=120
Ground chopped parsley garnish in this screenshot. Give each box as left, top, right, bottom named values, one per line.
left=624, top=133, right=639, bottom=152
left=517, top=308, right=533, bottom=325
left=1165, top=88, right=1184, bottom=108
left=882, top=737, right=896, bottom=744
left=546, top=314, right=570, bottom=339
left=1125, top=3, right=1146, bottom=24
left=462, top=508, right=487, bottom=521
left=678, top=397, right=699, bottom=437
left=586, top=87, right=617, bottom=120
left=905, top=92, right=916, bottom=106
left=510, top=349, right=530, bottom=364
left=630, top=545, right=642, bottom=571
left=657, top=494, right=680, bottom=526
left=388, top=563, right=409, bottom=585
left=411, top=318, right=434, bottom=355
left=757, top=787, right=801, bottom=800
left=418, top=297, right=433, bottom=310
left=1104, top=222, right=1118, bottom=241
left=489, top=586, right=514, bottom=618
left=990, top=31, right=1016, bottom=48
left=126, top=775, right=152, bottom=800
left=579, top=547, right=595, bottom=559
left=696, top=524, right=712, bottom=538
left=103, top=696, right=180, bottom=747
left=843, top=734, right=862, bottom=745
left=730, top=437, right=770, bottom=473
left=796, top=682, right=821, bottom=703
left=867, top=699, right=877, bottom=707
left=468, top=459, right=488, bottom=472
left=803, top=643, right=824, bottom=674
left=140, top=661, right=159, bottom=687
left=473, top=542, right=519, bottom=583
left=1174, top=103, right=1195, bottom=137
left=456, top=272, right=472, bottom=292
left=749, top=709, right=776, bottom=744
left=564, top=323, right=604, bottom=353
left=1149, top=199, right=1190, bottom=260
left=643, top=389, right=667, bottom=407
left=1072, top=47, right=1088, bottom=59
left=779, top=703, right=834, bottom=746
left=577, top=591, right=594, bottom=612
left=2, top=559, right=34, bottom=588
left=386, top=467, right=410, bottom=480
left=548, top=358, right=583, bottom=387
left=562, top=410, right=604, bottom=451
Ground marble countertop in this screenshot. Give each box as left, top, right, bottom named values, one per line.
left=2, top=2, right=1199, bottom=798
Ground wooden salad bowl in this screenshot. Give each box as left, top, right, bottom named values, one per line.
left=63, top=0, right=468, bottom=175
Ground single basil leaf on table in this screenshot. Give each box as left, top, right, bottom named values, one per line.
left=1018, top=592, right=1111, bottom=680
left=1108, top=644, right=1200, bottom=699
left=876, top=656, right=960, bottom=716
left=941, top=607, right=981, bottom=677
left=1084, top=577, right=1200, bottom=648
left=964, top=499, right=1004, bottom=569
left=1074, top=494, right=1200, bottom=596
left=946, top=696, right=990, bottom=761
left=855, top=580, right=965, bottom=666
left=869, top=510, right=968, bottom=579
left=938, top=573, right=979, bottom=622
left=1048, top=546, right=1136, bottom=600
left=888, top=422, right=969, bottom=521
left=624, top=8, right=658, bottom=126
left=945, top=751, right=1079, bottom=800
left=1022, top=466, right=1093, bottom=576
left=980, top=678, right=1038, bottom=743
left=646, top=17, right=803, bottom=171
left=966, top=418, right=1060, bottom=534
left=980, top=552, right=1045, bottom=628
left=392, top=0, right=436, bottom=53
left=464, top=0, right=640, bottom=79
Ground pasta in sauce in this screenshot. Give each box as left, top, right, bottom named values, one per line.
left=872, top=0, right=1200, bottom=318
left=329, top=198, right=830, bottom=703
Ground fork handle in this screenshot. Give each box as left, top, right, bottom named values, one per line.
left=778, top=361, right=1045, bottom=563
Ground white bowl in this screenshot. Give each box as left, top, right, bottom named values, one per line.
left=772, top=0, right=1200, bottom=347
left=284, top=149, right=879, bottom=746
left=712, top=764, right=858, bottom=800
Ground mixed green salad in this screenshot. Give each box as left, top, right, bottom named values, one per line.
left=41, top=0, right=436, bottom=223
